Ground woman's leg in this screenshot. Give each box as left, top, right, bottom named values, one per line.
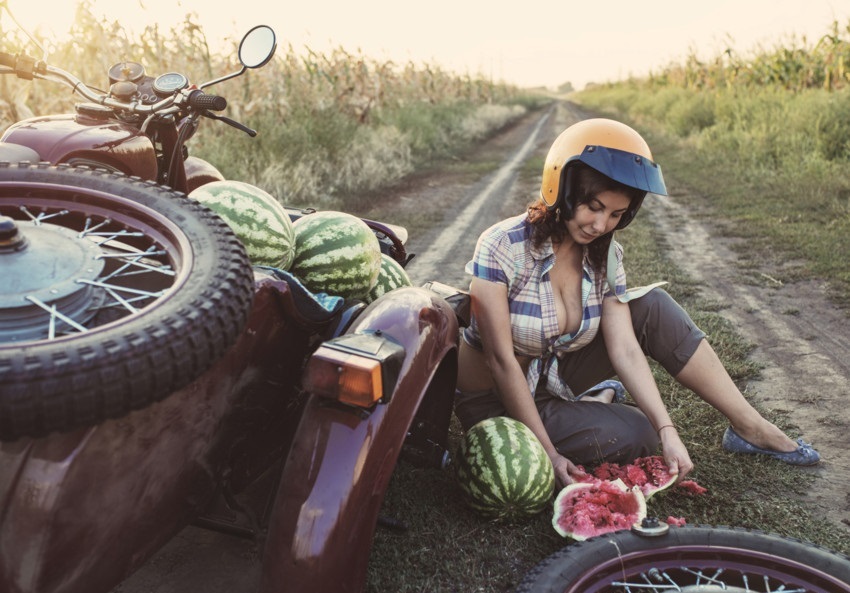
left=632, top=289, right=798, bottom=453
left=674, top=340, right=797, bottom=452
left=454, top=386, right=658, bottom=465
left=454, top=388, right=506, bottom=431
left=536, top=393, right=658, bottom=465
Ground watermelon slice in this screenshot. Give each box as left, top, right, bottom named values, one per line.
left=591, top=455, right=678, bottom=498
left=552, top=478, right=647, bottom=541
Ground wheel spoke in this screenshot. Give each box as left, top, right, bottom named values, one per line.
left=2, top=204, right=179, bottom=340
left=19, top=205, right=69, bottom=224
left=97, top=247, right=174, bottom=282
left=81, top=215, right=111, bottom=234
left=78, top=279, right=166, bottom=299
left=86, top=230, right=147, bottom=244
left=606, top=565, right=813, bottom=592
left=25, top=295, right=89, bottom=335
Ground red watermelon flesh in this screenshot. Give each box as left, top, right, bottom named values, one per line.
left=590, top=455, right=678, bottom=498
left=552, top=479, right=647, bottom=541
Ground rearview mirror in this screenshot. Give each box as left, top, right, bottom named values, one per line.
left=239, top=25, right=276, bottom=69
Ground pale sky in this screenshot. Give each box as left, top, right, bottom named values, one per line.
left=7, top=0, right=850, bottom=89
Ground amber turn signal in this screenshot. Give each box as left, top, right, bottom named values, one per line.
left=304, top=345, right=384, bottom=407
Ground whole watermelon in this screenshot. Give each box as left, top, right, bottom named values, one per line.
left=455, top=416, right=555, bottom=520
left=366, top=253, right=412, bottom=303
left=291, top=211, right=382, bottom=299
left=189, top=180, right=295, bottom=269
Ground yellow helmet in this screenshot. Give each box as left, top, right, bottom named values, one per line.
left=540, top=118, right=666, bottom=229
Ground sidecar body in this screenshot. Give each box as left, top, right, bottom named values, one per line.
left=0, top=246, right=459, bottom=593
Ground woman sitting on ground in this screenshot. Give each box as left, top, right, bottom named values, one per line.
left=454, top=117, right=820, bottom=488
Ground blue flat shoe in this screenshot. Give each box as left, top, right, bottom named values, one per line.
left=576, top=380, right=626, bottom=403
left=722, top=426, right=820, bottom=466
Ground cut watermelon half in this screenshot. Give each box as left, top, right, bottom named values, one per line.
left=552, top=478, right=647, bottom=541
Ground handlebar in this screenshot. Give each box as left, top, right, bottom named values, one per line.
left=0, top=51, right=41, bottom=80
left=0, top=52, right=227, bottom=117
left=188, top=90, right=227, bottom=112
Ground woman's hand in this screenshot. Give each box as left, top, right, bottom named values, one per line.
left=659, top=426, right=694, bottom=481
left=549, top=451, right=588, bottom=489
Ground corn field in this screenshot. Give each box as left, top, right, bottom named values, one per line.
left=575, top=16, right=850, bottom=304
left=640, top=19, right=850, bottom=92
left=0, top=1, right=541, bottom=208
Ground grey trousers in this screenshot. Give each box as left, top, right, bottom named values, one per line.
left=454, top=289, right=706, bottom=466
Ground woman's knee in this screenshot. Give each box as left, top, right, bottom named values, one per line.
left=629, top=289, right=706, bottom=376
left=543, top=401, right=659, bottom=465
left=598, top=408, right=659, bottom=464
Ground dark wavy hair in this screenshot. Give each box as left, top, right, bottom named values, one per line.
left=527, top=162, right=645, bottom=273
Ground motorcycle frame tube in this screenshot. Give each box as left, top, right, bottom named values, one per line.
left=260, top=286, right=459, bottom=593
left=1, top=114, right=158, bottom=180
left=0, top=281, right=310, bottom=593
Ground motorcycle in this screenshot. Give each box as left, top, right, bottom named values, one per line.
left=0, top=5, right=276, bottom=193
left=0, top=5, right=460, bottom=593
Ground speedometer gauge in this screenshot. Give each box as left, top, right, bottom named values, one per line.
left=153, top=72, right=189, bottom=97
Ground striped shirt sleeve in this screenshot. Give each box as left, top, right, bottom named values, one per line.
left=605, top=240, right=628, bottom=298
left=466, top=223, right=515, bottom=286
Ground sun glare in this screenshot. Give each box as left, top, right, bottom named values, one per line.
left=2, top=1, right=225, bottom=45
left=3, top=1, right=78, bottom=40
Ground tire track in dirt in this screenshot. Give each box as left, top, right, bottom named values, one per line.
left=404, top=109, right=552, bottom=284
left=646, top=188, right=850, bottom=532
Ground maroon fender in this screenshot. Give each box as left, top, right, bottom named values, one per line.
left=260, top=287, right=459, bottom=593
left=0, top=280, right=312, bottom=593
left=1, top=113, right=158, bottom=179
left=185, top=156, right=225, bottom=193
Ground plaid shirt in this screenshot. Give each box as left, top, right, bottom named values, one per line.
left=463, top=213, right=627, bottom=400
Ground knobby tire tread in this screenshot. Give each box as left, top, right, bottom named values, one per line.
left=0, top=163, right=254, bottom=441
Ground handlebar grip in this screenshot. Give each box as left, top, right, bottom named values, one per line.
left=0, top=52, right=38, bottom=79
left=188, top=90, right=227, bottom=112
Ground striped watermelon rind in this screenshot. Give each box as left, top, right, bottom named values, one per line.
left=291, top=211, right=382, bottom=300
left=455, top=416, right=555, bottom=520
left=366, top=253, right=412, bottom=303
left=189, top=180, right=295, bottom=269
left=552, top=478, right=647, bottom=540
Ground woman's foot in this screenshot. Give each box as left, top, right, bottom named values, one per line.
left=722, top=425, right=820, bottom=466
left=729, top=420, right=797, bottom=452
left=575, top=380, right=626, bottom=404
left=578, top=388, right=616, bottom=403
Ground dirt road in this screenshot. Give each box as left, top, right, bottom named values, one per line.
left=646, top=185, right=850, bottom=529
left=113, top=99, right=849, bottom=592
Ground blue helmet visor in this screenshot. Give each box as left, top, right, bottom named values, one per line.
left=567, top=145, right=667, bottom=196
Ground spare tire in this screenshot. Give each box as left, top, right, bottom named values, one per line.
left=0, top=163, right=254, bottom=441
